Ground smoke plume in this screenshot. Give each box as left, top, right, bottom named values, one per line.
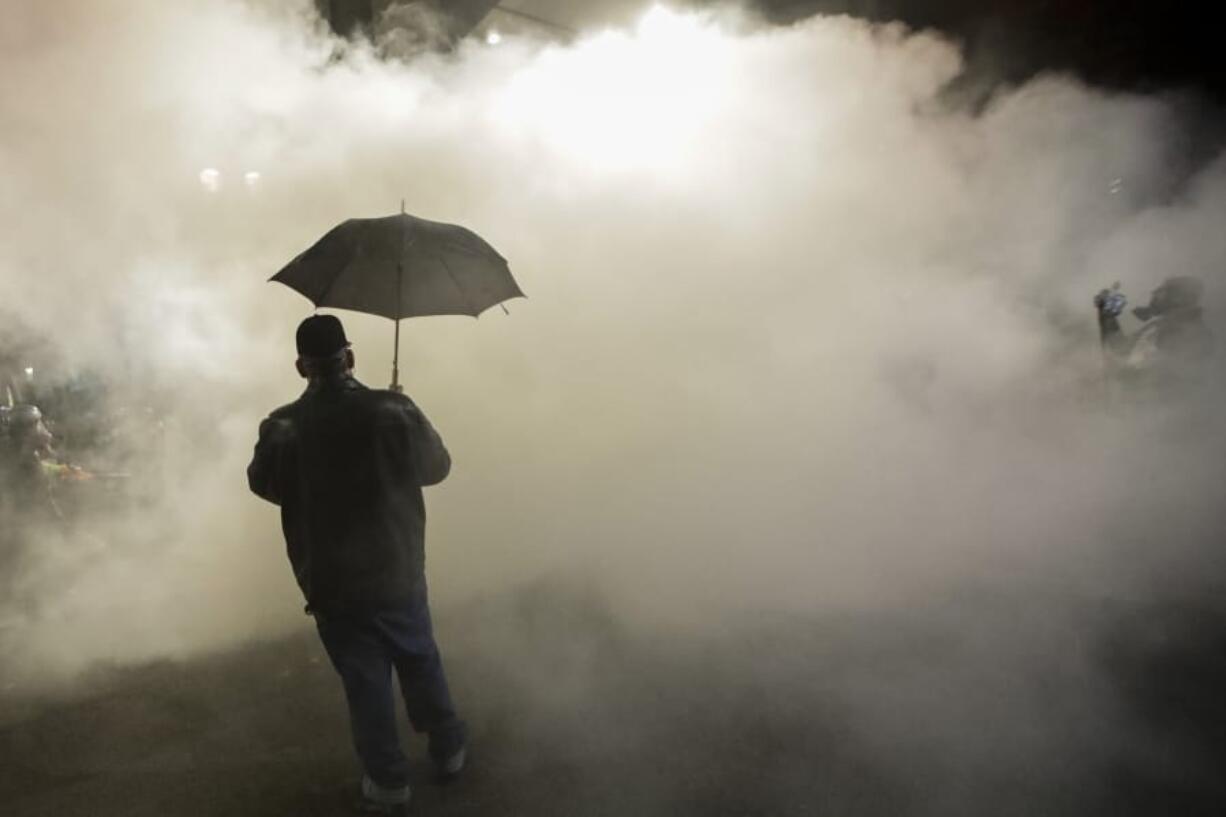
left=0, top=1, right=1224, bottom=806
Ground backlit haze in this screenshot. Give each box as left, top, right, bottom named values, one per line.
left=1, top=0, right=1223, bottom=710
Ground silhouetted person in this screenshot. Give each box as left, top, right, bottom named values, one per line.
left=1094, top=275, right=1213, bottom=396
left=1, top=404, right=64, bottom=520
left=0, top=404, right=66, bottom=599
left=248, top=315, right=465, bottom=816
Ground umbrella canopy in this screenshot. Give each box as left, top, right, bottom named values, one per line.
left=272, top=212, right=524, bottom=319
left=271, top=210, right=523, bottom=389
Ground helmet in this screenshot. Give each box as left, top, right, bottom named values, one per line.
left=1135, top=276, right=1205, bottom=321
left=1155, top=276, right=1204, bottom=311
left=7, top=404, right=51, bottom=451
left=9, top=404, right=43, bottom=430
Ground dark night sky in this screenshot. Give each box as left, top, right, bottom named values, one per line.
left=318, top=1, right=1226, bottom=104
left=756, top=1, right=1226, bottom=102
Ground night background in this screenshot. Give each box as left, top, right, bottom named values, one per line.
left=317, top=1, right=1226, bottom=100
left=3, top=2, right=1226, bottom=816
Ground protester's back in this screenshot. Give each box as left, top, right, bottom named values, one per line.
left=248, top=315, right=467, bottom=810
left=250, top=378, right=450, bottom=612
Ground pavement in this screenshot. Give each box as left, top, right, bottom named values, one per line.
left=2, top=580, right=1225, bottom=816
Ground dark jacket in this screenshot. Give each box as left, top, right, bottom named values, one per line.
left=247, top=374, right=450, bottom=613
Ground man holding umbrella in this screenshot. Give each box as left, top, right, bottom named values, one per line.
left=248, top=314, right=466, bottom=815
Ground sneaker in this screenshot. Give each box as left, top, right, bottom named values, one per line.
left=354, top=776, right=410, bottom=815
left=436, top=744, right=466, bottom=777
left=353, top=799, right=408, bottom=817
left=428, top=725, right=468, bottom=778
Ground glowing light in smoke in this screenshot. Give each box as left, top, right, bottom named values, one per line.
left=23, top=367, right=34, bottom=378
left=244, top=170, right=261, bottom=189
left=131, top=266, right=244, bottom=377
left=493, top=7, right=735, bottom=174
left=199, top=168, right=221, bottom=192
left=486, top=30, right=502, bottom=46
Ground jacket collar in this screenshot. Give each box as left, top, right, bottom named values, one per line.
left=303, top=373, right=364, bottom=396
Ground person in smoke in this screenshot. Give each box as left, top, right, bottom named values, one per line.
left=1, top=404, right=66, bottom=520
left=247, top=314, right=465, bottom=816
left=0, top=404, right=67, bottom=598
left=1094, top=275, right=1213, bottom=394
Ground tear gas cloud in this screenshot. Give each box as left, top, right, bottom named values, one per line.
left=0, top=0, right=1223, bottom=699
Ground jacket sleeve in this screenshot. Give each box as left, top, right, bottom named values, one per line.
left=248, top=416, right=294, bottom=505
left=401, top=400, right=451, bottom=487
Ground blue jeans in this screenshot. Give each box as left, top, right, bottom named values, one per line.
left=315, top=582, right=465, bottom=792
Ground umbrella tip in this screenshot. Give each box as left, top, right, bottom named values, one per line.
left=400, top=198, right=405, bottom=214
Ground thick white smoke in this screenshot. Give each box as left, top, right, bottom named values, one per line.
left=0, top=0, right=1222, bottom=691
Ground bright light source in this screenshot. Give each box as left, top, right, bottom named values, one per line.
left=493, top=7, right=734, bottom=175
left=244, top=170, right=261, bottom=189
left=23, top=367, right=34, bottom=378
left=486, top=30, right=502, bottom=46
left=199, top=168, right=221, bottom=193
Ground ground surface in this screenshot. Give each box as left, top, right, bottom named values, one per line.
left=2, top=582, right=1225, bottom=816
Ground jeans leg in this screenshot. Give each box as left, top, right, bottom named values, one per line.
left=375, top=588, right=466, bottom=757
left=316, top=614, right=412, bottom=791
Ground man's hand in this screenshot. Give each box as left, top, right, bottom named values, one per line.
left=248, top=416, right=296, bottom=505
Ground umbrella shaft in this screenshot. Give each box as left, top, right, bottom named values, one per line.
left=392, top=258, right=403, bottom=390
left=392, top=317, right=400, bottom=389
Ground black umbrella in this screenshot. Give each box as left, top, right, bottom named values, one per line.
left=272, top=205, right=524, bottom=389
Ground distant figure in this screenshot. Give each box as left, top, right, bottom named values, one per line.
left=1094, top=276, right=1213, bottom=396
left=0, top=404, right=65, bottom=594
left=1, top=404, right=64, bottom=521
left=248, top=315, right=466, bottom=816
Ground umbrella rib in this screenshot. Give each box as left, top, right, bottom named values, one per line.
left=311, top=226, right=359, bottom=310
left=436, top=252, right=480, bottom=316
left=311, top=226, right=382, bottom=317
left=314, top=264, right=343, bottom=310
